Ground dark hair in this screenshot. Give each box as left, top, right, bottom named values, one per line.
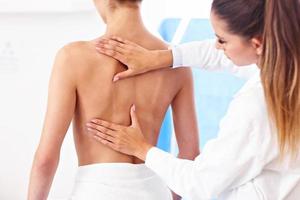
left=211, top=0, right=265, bottom=39
left=111, top=0, right=142, bottom=9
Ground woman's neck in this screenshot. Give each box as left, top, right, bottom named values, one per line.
left=105, top=8, right=148, bottom=41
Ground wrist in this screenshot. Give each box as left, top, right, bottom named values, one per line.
left=136, top=142, right=153, bottom=161
left=152, top=49, right=173, bottom=70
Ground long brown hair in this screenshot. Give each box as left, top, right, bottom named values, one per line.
left=212, top=0, right=300, bottom=159
left=260, top=0, right=300, bottom=158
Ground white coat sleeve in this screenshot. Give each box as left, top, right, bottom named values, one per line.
left=172, top=40, right=258, bottom=80
left=145, top=89, right=277, bottom=199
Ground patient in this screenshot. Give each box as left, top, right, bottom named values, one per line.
left=28, top=0, right=199, bottom=199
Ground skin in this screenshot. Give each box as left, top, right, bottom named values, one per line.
left=211, top=12, right=262, bottom=66
left=27, top=1, right=199, bottom=199
left=89, top=11, right=263, bottom=161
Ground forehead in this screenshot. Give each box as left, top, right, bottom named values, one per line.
left=210, top=12, right=231, bottom=38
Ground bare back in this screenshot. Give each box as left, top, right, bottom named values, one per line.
left=70, top=37, right=192, bottom=165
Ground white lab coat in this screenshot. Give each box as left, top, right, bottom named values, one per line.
left=145, top=40, right=300, bottom=200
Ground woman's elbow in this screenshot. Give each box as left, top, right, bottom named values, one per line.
left=32, top=150, right=59, bottom=172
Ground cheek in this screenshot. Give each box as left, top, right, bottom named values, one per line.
left=225, top=44, right=257, bottom=66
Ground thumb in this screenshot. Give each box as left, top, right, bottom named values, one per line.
left=113, top=69, right=135, bottom=82
left=130, top=105, right=138, bottom=127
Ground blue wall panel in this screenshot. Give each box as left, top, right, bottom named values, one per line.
left=157, top=19, right=245, bottom=151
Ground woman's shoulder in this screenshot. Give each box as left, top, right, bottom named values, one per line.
left=228, top=76, right=268, bottom=123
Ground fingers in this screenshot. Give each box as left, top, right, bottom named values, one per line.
left=89, top=119, right=123, bottom=131
left=130, top=105, right=138, bottom=127
left=96, top=47, right=127, bottom=64
left=98, top=37, right=125, bottom=46
left=87, top=124, right=123, bottom=153
left=113, top=69, right=136, bottom=81
left=95, top=46, right=116, bottom=56
left=87, top=122, right=113, bottom=135
left=87, top=126, right=115, bottom=143
left=97, top=37, right=138, bottom=54
left=111, top=36, right=136, bottom=46
left=97, top=38, right=126, bottom=51
left=97, top=41, right=125, bottom=53
left=93, top=135, right=119, bottom=151
left=96, top=38, right=126, bottom=59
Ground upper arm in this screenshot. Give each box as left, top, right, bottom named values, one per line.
left=35, top=47, right=77, bottom=161
left=171, top=69, right=200, bottom=159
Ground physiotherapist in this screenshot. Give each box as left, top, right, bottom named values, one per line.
left=86, top=0, right=300, bottom=199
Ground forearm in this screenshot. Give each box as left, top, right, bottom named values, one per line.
left=172, top=40, right=237, bottom=71
left=135, top=142, right=153, bottom=161
left=28, top=158, right=58, bottom=200
left=145, top=147, right=209, bottom=199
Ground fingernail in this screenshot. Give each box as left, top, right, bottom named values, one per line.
left=113, top=76, right=119, bottom=82
left=132, top=104, right=136, bottom=111
left=86, top=123, right=92, bottom=127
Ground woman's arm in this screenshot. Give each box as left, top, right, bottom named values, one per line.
left=28, top=47, right=76, bottom=200
left=86, top=89, right=276, bottom=199
left=172, top=40, right=258, bottom=79
left=171, top=69, right=200, bottom=200
left=171, top=68, right=200, bottom=160
left=96, top=37, right=253, bottom=81
left=144, top=94, right=276, bottom=199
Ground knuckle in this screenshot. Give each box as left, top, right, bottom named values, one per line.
left=111, top=51, right=116, bottom=56
left=117, top=144, right=123, bottom=150
left=95, top=120, right=101, bottom=125
left=115, top=139, right=121, bottom=145
left=96, top=126, right=102, bottom=132
left=123, top=57, right=128, bottom=63
left=107, top=123, right=112, bottom=129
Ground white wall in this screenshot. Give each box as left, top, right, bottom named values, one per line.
left=0, top=11, right=104, bottom=200
left=0, top=0, right=211, bottom=199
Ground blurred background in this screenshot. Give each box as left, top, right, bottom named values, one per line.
left=0, top=0, right=246, bottom=199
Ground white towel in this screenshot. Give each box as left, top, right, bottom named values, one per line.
left=70, top=163, right=172, bottom=200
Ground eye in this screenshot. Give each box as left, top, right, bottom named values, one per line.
left=218, top=39, right=226, bottom=44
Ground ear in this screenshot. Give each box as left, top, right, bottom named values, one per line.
left=251, top=37, right=263, bottom=55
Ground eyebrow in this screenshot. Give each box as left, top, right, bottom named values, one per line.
left=215, top=34, right=225, bottom=40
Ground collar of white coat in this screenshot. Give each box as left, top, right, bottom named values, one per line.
left=233, top=66, right=261, bottom=98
